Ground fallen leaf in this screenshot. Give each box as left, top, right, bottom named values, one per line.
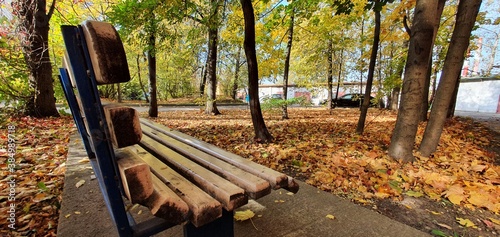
left=436, top=223, right=452, bottom=230
left=456, top=217, right=477, bottom=228
left=483, top=219, right=495, bottom=229
left=489, top=217, right=500, bottom=225
left=78, top=158, right=90, bottom=163
left=326, top=214, right=335, bottom=220
left=65, top=214, right=71, bottom=218
left=75, top=180, right=85, bottom=188
left=74, top=211, right=81, bottom=215
left=33, top=193, right=54, bottom=202
left=234, top=210, right=255, bottom=221
left=405, top=190, right=424, bottom=198
left=444, top=185, right=465, bottom=205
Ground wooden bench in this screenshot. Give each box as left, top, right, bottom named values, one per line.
left=58, top=20, right=298, bottom=237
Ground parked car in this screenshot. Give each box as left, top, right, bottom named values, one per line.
left=322, top=93, right=376, bottom=108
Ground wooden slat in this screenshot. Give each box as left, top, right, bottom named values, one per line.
left=139, top=136, right=248, bottom=211
left=141, top=125, right=271, bottom=199
left=115, top=148, right=153, bottom=204
left=129, top=145, right=222, bottom=227
left=144, top=175, right=190, bottom=224
left=103, top=105, right=142, bottom=148
left=81, top=20, right=131, bottom=85
left=140, top=119, right=291, bottom=190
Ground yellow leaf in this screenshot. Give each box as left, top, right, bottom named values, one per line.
left=489, top=217, right=500, bottom=225
left=326, top=214, right=335, bottom=220
left=467, top=191, right=491, bottom=209
left=456, top=217, right=477, bottom=228
left=74, top=211, right=81, bottom=215
left=234, top=210, right=255, bottom=221
left=443, top=185, right=465, bottom=205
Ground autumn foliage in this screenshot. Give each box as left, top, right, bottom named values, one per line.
left=151, top=108, right=499, bottom=214
left=0, top=116, right=75, bottom=236
left=0, top=108, right=499, bottom=235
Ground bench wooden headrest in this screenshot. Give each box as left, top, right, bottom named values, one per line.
left=81, top=20, right=131, bottom=85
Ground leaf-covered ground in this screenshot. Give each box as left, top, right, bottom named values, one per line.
left=0, top=116, right=75, bottom=236
left=150, top=108, right=500, bottom=237
left=1, top=108, right=499, bottom=236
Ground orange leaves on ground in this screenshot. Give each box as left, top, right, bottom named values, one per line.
left=0, top=116, right=75, bottom=236
left=152, top=108, right=499, bottom=215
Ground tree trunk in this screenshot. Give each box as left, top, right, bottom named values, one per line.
left=419, top=0, right=482, bottom=157
left=148, top=32, right=158, bottom=117
left=447, top=80, right=459, bottom=118
left=205, top=26, right=221, bottom=115
left=327, top=40, right=334, bottom=112
left=335, top=49, right=343, bottom=108
left=20, top=0, right=59, bottom=117
left=356, top=7, right=380, bottom=134
left=117, top=83, right=122, bottom=103
left=200, top=64, right=207, bottom=97
left=136, top=54, right=149, bottom=103
left=390, top=87, right=400, bottom=110
left=231, top=46, right=242, bottom=100
left=282, top=10, right=294, bottom=120
left=240, top=0, right=273, bottom=143
left=388, top=0, right=438, bottom=162
left=419, top=0, right=446, bottom=122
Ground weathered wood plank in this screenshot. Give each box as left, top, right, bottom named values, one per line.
left=129, top=145, right=222, bottom=227
left=140, top=119, right=291, bottom=190
left=103, top=105, right=142, bottom=148
left=81, top=20, right=130, bottom=85
left=140, top=136, right=248, bottom=211
left=114, top=148, right=153, bottom=204
left=141, top=125, right=271, bottom=199
left=145, top=174, right=190, bottom=224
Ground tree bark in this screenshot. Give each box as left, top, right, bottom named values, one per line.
left=205, top=26, right=221, bottom=115
left=136, top=54, right=149, bottom=103
left=388, top=0, right=438, bottom=162
left=240, top=0, right=273, bottom=143
left=282, top=9, right=294, bottom=120
left=19, top=0, right=59, bottom=117
left=205, top=0, right=221, bottom=115
left=148, top=32, right=158, bottom=117
left=231, top=46, right=242, bottom=100
left=327, top=40, right=334, bottom=112
left=419, top=0, right=482, bottom=157
left=419, top=0, right=446, bottom=122
left=356, top=7, right=380, bottom=134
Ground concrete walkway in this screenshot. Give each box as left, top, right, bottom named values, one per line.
left=57, top=134, right=428, bottom=237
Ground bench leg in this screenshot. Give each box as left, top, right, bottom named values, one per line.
left=183, top=210, right=234, bottom=237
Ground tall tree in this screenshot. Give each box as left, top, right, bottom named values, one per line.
left=204, top=0, right=222, bottom=115
left=240, top=0, right=273, bottom=143
left=419, top=0, right=446, bottom=122
left=327, top=39, right=334, bottom=112
left=282, top=8, right=295, bottom=119
left=147, top=15, right=158, bottom=117
left=356, top=0, right=383, bottom=134
left=388, top=0, right=438, bottom=162
left=14, top=0, right=59, bottom=117
left=419, top=0, right=482, bottom=157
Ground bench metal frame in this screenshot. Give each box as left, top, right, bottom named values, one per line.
left=59, top=24, right=234, bottom=237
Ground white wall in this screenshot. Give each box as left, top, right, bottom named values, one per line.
left=456, top=79, right=500, bottom=113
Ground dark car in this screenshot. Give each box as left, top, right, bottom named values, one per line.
left=323, top=93, right=376, bottom=108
